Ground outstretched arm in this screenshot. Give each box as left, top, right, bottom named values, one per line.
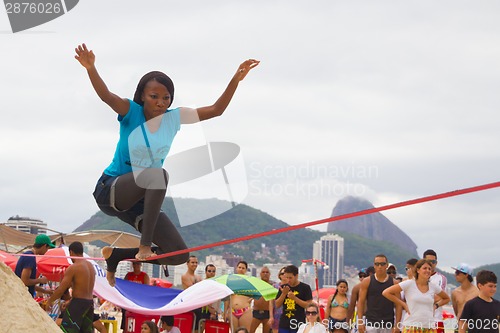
left=45, top=266, right=75, bottom=310
left=181, top=59, right=260, bottom=124
left=75, top=43, right=129, bottom=116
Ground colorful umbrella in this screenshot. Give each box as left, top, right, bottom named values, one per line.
left=150, top=278, right=173, bottom=288
left=36, top=246, right=76, bottom=281
left=442, top=310, right=455, bottom=319
left=0, top=250, right=18, bottom=270
left=212, top=274, right=278, bottom=301
left=312, top=287, right=337, bottom=300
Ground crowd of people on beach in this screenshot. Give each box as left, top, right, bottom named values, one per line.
left=11, top=231, right=499, bottom=333
left=175, top=250, right=498, bottom=333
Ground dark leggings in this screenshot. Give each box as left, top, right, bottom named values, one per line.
left=94, top=169, right=189, bottom=271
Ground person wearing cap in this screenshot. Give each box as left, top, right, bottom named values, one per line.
left=14, top=234, right=55, bottom=297
left=386, top=263, right=397, bottom=280
left=451, top=263, right=478, bottom=319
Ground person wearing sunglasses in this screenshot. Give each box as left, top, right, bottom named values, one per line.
left=423, top=249, right=448, bottom=333
left=358, top=254, right=401, bottom=333
left=387, top=264, right=397, bottom=279
left=205, top=264, right=217, bottom=279
left=404, top=259, right=418, bottom=281
left=297, top=303, right=327, bottom=333
left=270, top=268, right=287, bottom=333
left=201, top=264, right=220, bottom=323
left=450, top=263, right=478, bottom=319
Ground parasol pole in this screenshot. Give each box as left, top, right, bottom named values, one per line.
left=314, top=261, right=319, bottom=304
left=302, top=258, right=327, bottom=305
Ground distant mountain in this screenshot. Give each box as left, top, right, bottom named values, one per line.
left=327, top=196, right=418, bottom=256
left=75, top=197, right=418, bottom=270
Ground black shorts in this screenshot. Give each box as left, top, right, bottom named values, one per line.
left=253, top=310, right=270, bottom=320
left=93, top=173, right=145, bottom=230
left=60, top=298, right=94, bottom=333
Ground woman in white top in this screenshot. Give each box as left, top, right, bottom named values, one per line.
left=297, top=303, right=327, bottom=333
left=382, top=259, right=450, bottom=333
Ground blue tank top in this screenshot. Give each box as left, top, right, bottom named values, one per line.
left=103, top=100, right=181, bottom=176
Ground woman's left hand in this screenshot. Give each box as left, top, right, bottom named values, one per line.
left=235, top=59, right=260, bottom=81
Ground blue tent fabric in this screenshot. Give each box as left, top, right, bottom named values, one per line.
left=115, top=278, right=182, bottom=308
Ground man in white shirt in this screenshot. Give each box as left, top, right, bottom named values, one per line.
left=423, top=249, right=448, bottom=333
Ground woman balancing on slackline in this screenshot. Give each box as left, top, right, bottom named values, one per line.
left=75, top=43, right=259, bottom=286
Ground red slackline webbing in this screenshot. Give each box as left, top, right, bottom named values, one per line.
left=11, top=180, right=500, bottom=261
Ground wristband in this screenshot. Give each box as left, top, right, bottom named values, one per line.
left=434, top=302, right=439, bottom=309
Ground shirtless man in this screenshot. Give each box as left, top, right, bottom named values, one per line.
left=181, top=255, right=202, bottom=289
left=226, top=261, right=253, bottom=331
left=182, top=256, right=203, bottom=331
left=250, top=266, right=272, bottom=333
left=347, top=266, right=374, bottom=325
left=45, top=241, right=96, bottom=333
left=451, top=263, right=478, bottom=319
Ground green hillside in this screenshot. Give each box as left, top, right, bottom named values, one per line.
left=76, top=198, right=422, bottom=270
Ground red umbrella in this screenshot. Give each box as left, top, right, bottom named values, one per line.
left=0, top=250, right=18, bottom=270
left=312, top=287, right=337, bottom=300
left=150, top=278, right=173, bottom=288
left=36, top=247, right=74, bottom=281
left=442, top=310, right=455, bottom=319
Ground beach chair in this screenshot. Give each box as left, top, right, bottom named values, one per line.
left=202, top=319, right=230, bottom=333
left=174, top=311, right=196, bottom=333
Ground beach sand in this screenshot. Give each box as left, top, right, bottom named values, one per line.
left=0, top=262, right=61, bottom=332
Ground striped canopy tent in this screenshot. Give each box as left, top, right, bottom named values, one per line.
left=0, top=224, right=140, bottom=252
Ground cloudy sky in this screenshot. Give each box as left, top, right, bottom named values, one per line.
left=1, top=1, right=499, bottom=271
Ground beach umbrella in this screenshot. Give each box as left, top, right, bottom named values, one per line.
left=312, top=287, right=337, bottom=301
left=36, top=246, right=76, bottom=281
left=0, top=250, right=18, bottom=270
left=211, top=274, right=278, bottom=301
left=442, top=310, right=455, bottom=319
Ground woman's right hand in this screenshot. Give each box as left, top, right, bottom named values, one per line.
left=74, top=43, right=95, bottom=69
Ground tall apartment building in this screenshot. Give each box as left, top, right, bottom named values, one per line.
left=312, top=233, right=344, bottom=287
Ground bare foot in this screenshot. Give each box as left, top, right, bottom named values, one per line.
left=102, top=246, right=113, bottom=259
left=135, top=245, right=157, bottom=261
left=106, top=271, right=116, bottom=287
